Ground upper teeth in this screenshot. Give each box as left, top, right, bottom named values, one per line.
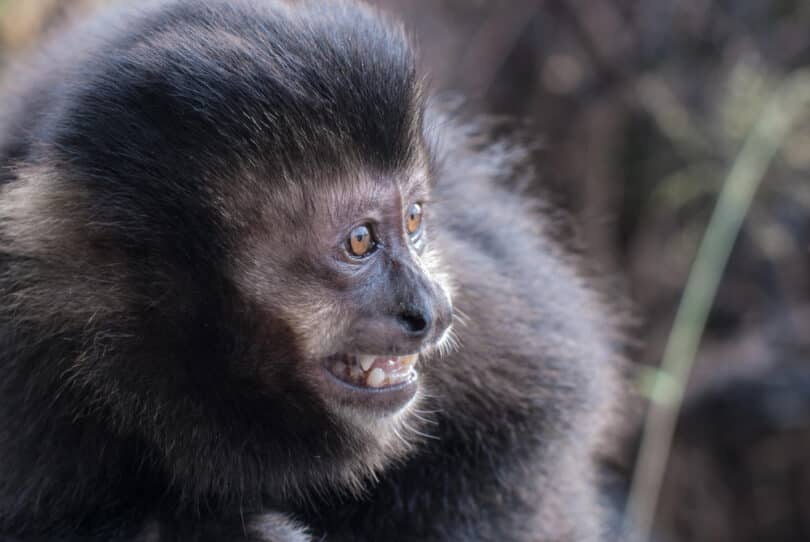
left=359, top=355, right=376, bottom=372
left=357, top=354, right=419, bottom=373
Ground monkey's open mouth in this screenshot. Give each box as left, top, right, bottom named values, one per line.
left=326, top=354, right=418, bottom=390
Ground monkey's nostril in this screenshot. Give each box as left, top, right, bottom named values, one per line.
left=398, top=310, right=430, bottom=336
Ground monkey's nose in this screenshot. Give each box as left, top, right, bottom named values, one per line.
left=397, top=308, right=431, bottom=337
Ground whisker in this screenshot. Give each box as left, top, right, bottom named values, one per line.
left=409, top=411, right=439, bottom=426
left=401, top=420, right=440, bottom=441
left=452, top=307, right=471, bottom=327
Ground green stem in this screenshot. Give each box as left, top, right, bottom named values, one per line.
left=623, top=70, right=810, bottom=541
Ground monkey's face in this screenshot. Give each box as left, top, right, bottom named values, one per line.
left=229, top=168, right=454, bottom=421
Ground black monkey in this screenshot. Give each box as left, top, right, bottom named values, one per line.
left=0, top=1, right=620, bottom=540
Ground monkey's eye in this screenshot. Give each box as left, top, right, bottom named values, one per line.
left=406, top=203, right=423, bottom=237
left=347, top=224, right=377, bottom=258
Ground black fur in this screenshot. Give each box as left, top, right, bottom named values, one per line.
left=0, top=1, right=620, bottom=540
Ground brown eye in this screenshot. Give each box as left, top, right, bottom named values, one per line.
left=348, top=224, right=375, bottom=257
left=406, top=203, right=423, bottom=236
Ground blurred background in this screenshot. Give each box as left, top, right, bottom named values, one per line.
left=2, top=1, right=809, bottom=540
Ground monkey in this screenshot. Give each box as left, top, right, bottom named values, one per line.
left=0, top=0, right=621, bottom=540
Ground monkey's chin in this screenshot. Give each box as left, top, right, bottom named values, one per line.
left=319, top=353, right=419, bottom=415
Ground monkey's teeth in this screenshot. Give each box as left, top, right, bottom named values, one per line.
left=327, top=353, right=419, bottom=389
left=366, top=368, right=386, bottom=388
left=349, top=364, right=364, bottom=380
left=359, top=355, right=376, bottom=372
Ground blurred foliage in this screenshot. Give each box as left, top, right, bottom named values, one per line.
left=628, top=69, right=810, bottom=541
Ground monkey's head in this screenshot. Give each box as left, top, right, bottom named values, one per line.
left=0, top=1, right=454, bottom=504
